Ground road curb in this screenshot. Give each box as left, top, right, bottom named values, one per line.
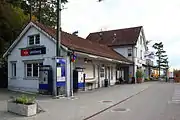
left=83, top=86, right=150, bottom=120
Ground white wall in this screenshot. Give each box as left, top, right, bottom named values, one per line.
left=74, top=57, right=116, bottom=89
left=112, top=29, right=147, bottom=82
left=134, top=30, right=146, bottom=66
left=114, top=46, right=133, bottom=61
left=8, top=26, right=57, bottom=92
left=133, top=30, right=147, bottom=81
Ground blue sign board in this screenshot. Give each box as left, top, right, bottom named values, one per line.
left=56, top=58, right=66, bottom=87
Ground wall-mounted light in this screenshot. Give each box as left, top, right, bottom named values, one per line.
left=84, top=58, right=92, bottom=63
left=84, top=58, right=88, bottom=63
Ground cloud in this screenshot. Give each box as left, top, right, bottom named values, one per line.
left=61, top=0, right=180, bottom=69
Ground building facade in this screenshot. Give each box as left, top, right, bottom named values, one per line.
left=3, top=21, right=132, bottom=96
left=87, top=26, right=149, bottom=82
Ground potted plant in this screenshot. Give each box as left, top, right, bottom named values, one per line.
left=144, top=77, right=150, bottom=82
left=7, top=94, right=37, bottom=116
left=136, top=69, right=144, bottom=83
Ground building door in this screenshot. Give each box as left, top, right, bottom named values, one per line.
left=73, top=70, right=78, bottom=92
left=124, top=67, right=129, bottom=83
left=108, top=67, right=110, bottom=85
left=97, top=65, right=100, bottom=88
left=105, top=66, right=110, bottom=85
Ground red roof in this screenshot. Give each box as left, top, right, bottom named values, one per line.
left=32, top=21, right=132, bottom=63
left=87, top=26, right=142, bottom=46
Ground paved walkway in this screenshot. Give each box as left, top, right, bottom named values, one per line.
left=0, top=83, right=152, bottom=120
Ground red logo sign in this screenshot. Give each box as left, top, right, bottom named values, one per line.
left=21, top=49, right=29, bottom=56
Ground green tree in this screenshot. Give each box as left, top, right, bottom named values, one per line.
left=0, top=0, right=29, bottom=55
left=5, top=0, right=68, bottom=27
left=153, top=42, right=169, bottom=79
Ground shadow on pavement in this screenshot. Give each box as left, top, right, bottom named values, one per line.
left=0, top=110, right=24, bottom=119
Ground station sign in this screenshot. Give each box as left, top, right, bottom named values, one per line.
left=21, top=47, right=46, bottom=56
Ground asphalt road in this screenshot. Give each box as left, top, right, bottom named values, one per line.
left=89, top=82, right=176, bottom=120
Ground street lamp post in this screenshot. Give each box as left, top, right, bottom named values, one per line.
left=30, top=0, right=32, bottom=21
left=53, top=0, right=61, bottom=96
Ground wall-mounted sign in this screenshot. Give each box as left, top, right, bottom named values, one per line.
left=21, top=47, right=46, bottom=56
left=56, top=58, right=66, bottom=87
left=56, top=58, right=66, bottom=64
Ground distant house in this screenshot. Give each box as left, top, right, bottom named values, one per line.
left=3, top=21, right=132, bottom=95
left=87, top=26, right=149, bottom=82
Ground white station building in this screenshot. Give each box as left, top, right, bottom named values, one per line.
left=3, top=21, right=134, bottom=96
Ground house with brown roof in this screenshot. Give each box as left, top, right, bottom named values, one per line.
left=3, top=21, right=132, bottom=96
left=87, top=26, right=149, bottom=82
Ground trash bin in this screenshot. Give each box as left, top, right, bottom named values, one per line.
left=131, top=77, right=135, bottom=84
left=104, top=79, right=108, bottom=87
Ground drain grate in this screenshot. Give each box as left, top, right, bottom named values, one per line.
left=112, top=108, right=130, bottom=112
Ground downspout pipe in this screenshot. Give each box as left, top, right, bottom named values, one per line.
left=132, top=45, right=135, bottom=79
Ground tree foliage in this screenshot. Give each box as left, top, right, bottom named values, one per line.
left=0, top=0, right=68, bottom=57
left=6, top=0, right=68, bottom=27
left=0, top=0, right=29, bottom=56
left=153, top=42, right=169, bottom=77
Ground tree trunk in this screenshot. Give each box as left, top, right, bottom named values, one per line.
left=38, top=0, right=41, bottom=22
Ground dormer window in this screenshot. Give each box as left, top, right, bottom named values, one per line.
left=28, top=34, right=40, bottom=45
left=128, top=48, right=132, bottom=56
left=140, top=35, right=143, bottom=45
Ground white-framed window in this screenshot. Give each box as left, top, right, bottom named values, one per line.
left=83, top=64, right=95, bottom=79
left=140, top=35, right=143, bottom=45
left=100, top=66, right=105, bottom=78
left=140, top=50, right=143, bottom=59
left=111, top=66, right=113, bottom=80
left=28, top=34, right=40, bottom=45
left=128, top=48, right=132, bottom=56
left=12, top=62, right=16, bottom=77
left=25, top=62, right=43, bottom=77
left=134, top=47, right=137, bottom=57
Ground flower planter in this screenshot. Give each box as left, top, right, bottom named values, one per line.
left=137, top=78, right=142, bottom=83
left=175, top=77, right=180, bottom=83
left=136, top=69, right=144, bottom=84
left=7, top=101, right=37, bottom=116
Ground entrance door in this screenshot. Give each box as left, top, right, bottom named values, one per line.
left=97, top=65, right=100, bottom=88
left=105, top=67, right=110, bottom=86
left=108, top=67, right=110, bottom=85
left=124, top=67, right=129, bottom=83
left=73, top=70, right=78, bottom=92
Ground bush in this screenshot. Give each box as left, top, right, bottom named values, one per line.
left=145, top=77, right=150, bottom=81
left=14, top=95, right=35, bottom=105
left=136, top=69, right=144, bottom=78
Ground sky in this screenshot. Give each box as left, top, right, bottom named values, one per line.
left=61, top=0, right=180, bottom=69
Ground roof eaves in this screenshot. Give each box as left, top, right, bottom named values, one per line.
left=74, top=51, right=132, bottom=64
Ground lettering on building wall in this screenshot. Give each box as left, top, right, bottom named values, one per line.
left=21, top=47, right=46, bottom=56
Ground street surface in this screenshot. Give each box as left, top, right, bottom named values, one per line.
left=90, top=82, right=176, bottom=120
left=0, top=82, right=180, bottom=120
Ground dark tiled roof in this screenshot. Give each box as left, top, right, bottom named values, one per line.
left=87, top=26, right=142, bottom=46
left=32, top=21, right=132, bottom=63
